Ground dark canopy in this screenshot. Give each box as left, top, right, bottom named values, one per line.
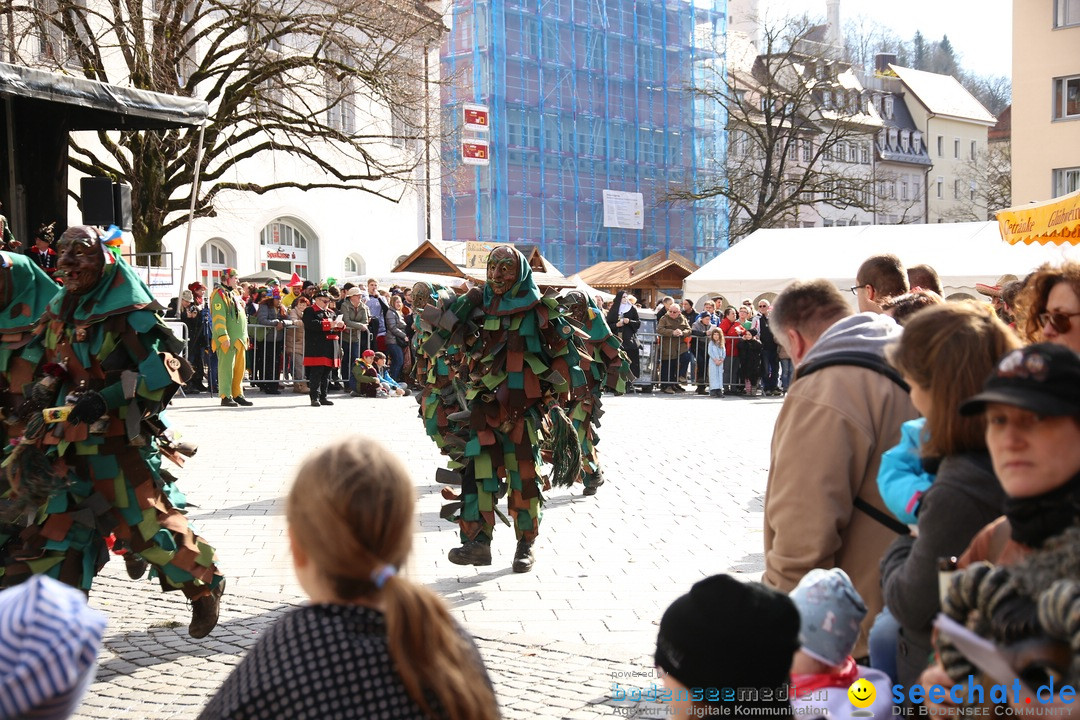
left=0, top=62, right=208, bottom=244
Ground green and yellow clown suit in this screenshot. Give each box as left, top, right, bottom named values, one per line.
left=559, top=291, right=634, bottom=492
left=0, top=236, right=223, bottom=602
left=210, top=269, right=248, bottom=400
left=442, top=247, right=585, bottom=549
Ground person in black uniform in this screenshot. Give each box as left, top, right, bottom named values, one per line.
left=302, top=290, right=344, bottom=407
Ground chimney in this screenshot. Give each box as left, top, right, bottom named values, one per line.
left=875, top=53, right=897, bottom=75
left=826, top=0, right=841, bottom=49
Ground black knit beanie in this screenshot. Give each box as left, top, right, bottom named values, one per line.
left=655, top=575, right=800, bottom=696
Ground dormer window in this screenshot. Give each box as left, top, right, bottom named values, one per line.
left=883, top=96, right=894, bottom=120
left=823, top=90, right=832, bottom=109
left=900, top=129, right=910, bottom=152
left=878, top=130, right=887, bottom=149
left=912, top=131, right=922, bottom=151
left=887, top=128, right=898, bottom=148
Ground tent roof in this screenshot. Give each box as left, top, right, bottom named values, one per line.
left=0, top=62, right=208, bottom=129
left=578, top=250, right=698, bottom=288
left=684, top=222, right=1080, bottom=301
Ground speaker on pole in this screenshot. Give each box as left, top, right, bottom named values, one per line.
left=80, top=177, right=114, bottom=226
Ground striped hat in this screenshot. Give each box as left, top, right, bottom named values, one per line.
left=0, top=575, right=107, bottom=719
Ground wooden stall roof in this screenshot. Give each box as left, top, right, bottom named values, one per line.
left=392, top=240, right=575, bottom=288
left=577, top=250, right=699, bottom=289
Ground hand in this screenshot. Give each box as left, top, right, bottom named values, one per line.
left=917, top=663, right=961, bottom=715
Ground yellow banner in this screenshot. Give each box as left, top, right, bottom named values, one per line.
left=997, top=189, right=1080, bottom=245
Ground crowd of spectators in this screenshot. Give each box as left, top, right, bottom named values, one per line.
left=165, top=277, right=420, bottom=399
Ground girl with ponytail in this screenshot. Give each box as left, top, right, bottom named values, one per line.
left=199, top=438, right=500, bottom=720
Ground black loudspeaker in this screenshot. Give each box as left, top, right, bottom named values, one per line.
left=80, top=177, right=114, bottom=226
left=113, top=184, right=132, bottom=231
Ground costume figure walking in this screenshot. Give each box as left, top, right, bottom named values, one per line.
left=0, top=227, right=225, bottom=638
left=210, top=267, right=252, bottom=407
left=438, top=246, right=583, bottom=573
left=559, top=290, right=633, bottom=496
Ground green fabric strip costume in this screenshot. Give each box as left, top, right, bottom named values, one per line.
left=438, top=248, right=586, bottom=546
left=1, top=240, right=223, bottom=600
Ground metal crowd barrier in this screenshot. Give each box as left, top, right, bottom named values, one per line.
left=632, top=331, right=748, bottom=393
left=243, top=323, right=378, bottom=391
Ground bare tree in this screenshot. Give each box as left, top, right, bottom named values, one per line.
left=670, top=18, right=879, bottom=242
left=2, top=0, right=443, bottom=255
left=942, top=143, right=1012, bottom=222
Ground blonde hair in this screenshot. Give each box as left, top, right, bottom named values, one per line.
left=287, top=438, right=497, bottom=720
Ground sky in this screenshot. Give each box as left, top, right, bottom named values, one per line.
left=759, top=0, right=1012, bottom=78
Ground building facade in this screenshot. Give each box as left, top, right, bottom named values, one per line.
left=1012, top=0, right=1080, bottom=203
left=440, top=0, right=728, bottom=274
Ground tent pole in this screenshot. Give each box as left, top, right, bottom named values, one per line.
left=175, top=122, right=206, bottom=318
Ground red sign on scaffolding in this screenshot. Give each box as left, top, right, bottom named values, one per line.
left=463, top=103, right=490, bottom=132
left=462, top=139, right=490, bottom=166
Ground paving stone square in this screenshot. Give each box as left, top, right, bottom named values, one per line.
left=71, top=388, right=783, bottom=719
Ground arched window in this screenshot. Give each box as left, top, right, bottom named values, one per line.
left=344, top=253, right=365, bottom=275
left=198, top=238, right=236, bottom=286
left=260, top=220, right=308, bottom=249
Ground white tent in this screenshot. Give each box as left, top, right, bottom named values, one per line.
left=683, top=222, right=1080, bottom=306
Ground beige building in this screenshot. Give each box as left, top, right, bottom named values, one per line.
left=890, top=65, right=996, bottom=223
left=1012, top=0, right=1080, bottom=203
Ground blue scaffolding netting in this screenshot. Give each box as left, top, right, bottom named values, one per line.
left=441, top=0, right=729, bottom=274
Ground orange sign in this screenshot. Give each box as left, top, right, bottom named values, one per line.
left=997, top=188, right=1080, bottom=245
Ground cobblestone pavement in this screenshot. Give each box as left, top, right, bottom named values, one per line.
left=71, top=386, right=784, bottom=719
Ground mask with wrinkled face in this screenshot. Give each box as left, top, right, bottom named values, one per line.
left=486, top=247, right=519, bottom=297
left=56, top=226, right=105, bottom=296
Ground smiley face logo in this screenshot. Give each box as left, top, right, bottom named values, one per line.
left=848, top=678, right=876, bottom=708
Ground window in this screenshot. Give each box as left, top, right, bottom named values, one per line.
left=936, top=136, right=943, bottom=156
left=912, top=131, right=922, bottom=151
left=1056, top=0, right=1080, bottom=27
left=970, top=180, right=977, bottom=201
left=1053, top=76, right=1080, bottom=119
left=325, top=53, right=356, bottom=134
left=802, top=139, right=812, bottom=162
left=823, top=219, right=834, bottom=228
left=936, top=176, right=943, bottom=199
left=260, top=221, right=308, bottom=249
left=954, top=179, right=961, bottom=199
left=344, top=254, right=365, bottom=275
left=1054, top=167, right=1080, bottom=197
left=954, top=138, right=960, bottom=158
left=970, top=140, right=977, bottom=160
left=860, top=146, right=869, bottom=164
left=883, top=96, right=894, bottom=119
left=901, top=180, right=909, bottom=201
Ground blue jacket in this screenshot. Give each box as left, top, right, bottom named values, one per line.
left=876, top=417, right=935, bottom=524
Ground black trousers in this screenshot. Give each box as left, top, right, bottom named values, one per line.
left=307, top=365, right=331, bottom=400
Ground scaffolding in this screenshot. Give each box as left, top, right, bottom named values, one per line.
left=441, top=0, right=728, bottom=274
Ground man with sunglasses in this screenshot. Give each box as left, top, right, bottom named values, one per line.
left=757, top=299, right=781, bottom=396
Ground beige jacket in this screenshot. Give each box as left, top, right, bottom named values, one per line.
left=763, top=356, right=916, bottom=657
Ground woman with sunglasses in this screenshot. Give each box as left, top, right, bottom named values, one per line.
left=1015, top=261, right=1080, bottom=353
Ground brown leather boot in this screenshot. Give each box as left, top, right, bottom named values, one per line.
left=189, top=578, right=226, bottom=639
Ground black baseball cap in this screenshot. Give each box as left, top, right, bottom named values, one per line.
left=960, top=343, right=1080, bottom=417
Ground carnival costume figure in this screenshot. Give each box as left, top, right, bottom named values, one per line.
left=0, top=226, right=225, bottom=638
left=410, top=281, right=477, bottom=463
left=559, top=290, right=633, bottom=496
left=210, top=268, right=252, bottom=407
left=440, top=246, right=584, bottom=573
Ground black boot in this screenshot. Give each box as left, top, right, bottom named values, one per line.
left=234, top=396, right=253, bottom=406
left=124, top=553, right=148, bottom=580
left=447, top=539, right=492, bottom=566
left=221, top=396, right=237, bottom=407
left=512, top=539, right=535, bottom=573
left=189, top=578, right=226, bottom=639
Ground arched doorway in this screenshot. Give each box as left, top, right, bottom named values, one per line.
left=259, top=218, right=316, bottom=278
left=198, top=238, right=236, bottom=286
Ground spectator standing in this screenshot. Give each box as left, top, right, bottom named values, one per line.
left=384, top=294, right=410, bottom=381
left=1015, top=261, right=1080, bottom=353
left=341, top=287, right=371, bottom=395
left=606, top=291, right=641, bottom=379
left=679, top=299, right=696, bottom=382
left=758, top=299, right=780, bottom=396
left=690, top=304, right=717, bottom=395
left=183, top=282, right=210, bottom=393
left=197, top=438, right=499, bottom=720
left=286, top=296, right=309, bottom=393
left=853, top=254, right=909, bottom=314
left=906, top=263, right=943, bottom=296
left=27, top=223, right=58, bottom=279
left=656, top=304, right=690, bottom=394
left=254, top=291, right=288, bottom=394
left=302, top=291, right=344, bottom=407
left=706, top=328, right=726, bottom=398
left=720, top=307, right=746, bottom=394
left=366, top=278, right=389, bottom=350
left=763, top=279, right=917, bottom=658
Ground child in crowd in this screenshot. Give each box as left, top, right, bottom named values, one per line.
left=373, top=351, right=408, bottom=397
left=198, top=438, right=499, bottom=720
left=0, top=575, right=107, bottom=719
left=352, top=349, right=381, bottom=398
left=877, top=417, right=935, bottom=531
left=707, top=328, right=726, bottom=398
left=655, top=575, right=799, bottom=717
left=789, top=569, right=893, bottom=719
